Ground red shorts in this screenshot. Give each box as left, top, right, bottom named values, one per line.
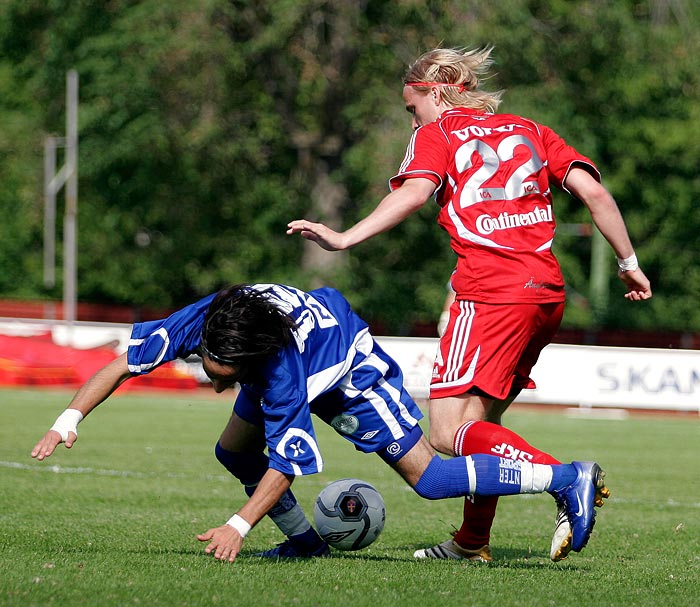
left=429, top=299, right=565, bottom=401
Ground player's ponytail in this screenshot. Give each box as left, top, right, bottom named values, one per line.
left=404, top=47, right=504, bottom=113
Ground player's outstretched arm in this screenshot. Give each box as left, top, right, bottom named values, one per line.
left=285, top=220, right=346, bottom=251
left=287, top=177, right=436, bottom=250
left=30, top=352, right=132, bottom=461
left=197, top=468, right=294, bottom=563
left=565, top=168, right=652, bottom=301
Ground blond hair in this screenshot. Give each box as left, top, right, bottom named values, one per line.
left=404, top=47, right=504, bottom=112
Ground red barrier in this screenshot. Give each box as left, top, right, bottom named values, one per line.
left=0, top=334, right=198, bottom=390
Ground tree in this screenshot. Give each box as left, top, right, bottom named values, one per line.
left=0, top=0, right=698, bottom=334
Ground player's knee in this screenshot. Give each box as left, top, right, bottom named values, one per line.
left=425, top=432, right=445, bottom=454
left=214, top=440, right=233, bottom=467
left=427, top=426, right=455, bottom=456
left=214, top=441, right=268, bottom=484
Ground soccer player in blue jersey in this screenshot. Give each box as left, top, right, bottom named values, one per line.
left=32, top=283, right=608, bottom=563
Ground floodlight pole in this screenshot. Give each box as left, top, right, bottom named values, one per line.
left=589, top=225, right=610, bottom=325
left=64, top=69, right=79, bottom=325
left=43, top=137, right=59, bottom=290
left=43, top=70, right=78, bottom=324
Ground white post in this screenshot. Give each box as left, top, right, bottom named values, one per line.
left=589, top=225, right=610, bottom=325
left=43, top=137, right=58, bottom=289
left=63, top=70, right=79, bottom=325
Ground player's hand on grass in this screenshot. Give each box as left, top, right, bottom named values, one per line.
left=618, top=267, right=652, bottom=301
left=30, top=429, right=77, bottom=461
left=286, top=219, right=346, bottom=251
left=197, top=525, right=244, bottom=563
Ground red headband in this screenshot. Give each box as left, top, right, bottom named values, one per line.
left=405, top=81, right=467, bottom=93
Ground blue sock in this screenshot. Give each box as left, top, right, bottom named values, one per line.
left=470, top=456, right=578, bottom=494
left=214, top=442, right=268, bottom=484
left=470, top=454, right=528, bottom=495
left=549, top=463, right=577, bottom=491
left=471, top=455, right=577, bottom=494
left=413, top=454, right=578, bottom=499
left=413, top=455, right=472, bottom=499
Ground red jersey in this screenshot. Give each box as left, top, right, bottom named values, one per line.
left=390, top=108, right=600, bottom=303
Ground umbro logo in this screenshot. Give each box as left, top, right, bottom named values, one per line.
left=360, top=430, right=379, bottom=440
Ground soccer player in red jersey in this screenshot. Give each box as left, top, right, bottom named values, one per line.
left=288, top=47, right=651, bottom=562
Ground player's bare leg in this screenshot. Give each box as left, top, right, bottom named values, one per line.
left=413, top=394, right=495, bottom=561
left=426, top=393, right=492, bottom=456
left=391, top=433, right=605, bottom=560
left=416, top=393, right=569, bottom=561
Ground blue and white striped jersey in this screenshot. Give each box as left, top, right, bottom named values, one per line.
left=126, top=284, right=422, bottom=477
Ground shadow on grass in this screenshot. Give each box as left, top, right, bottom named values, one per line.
left=35, top=542, right=588, bottom=571
left=236, top=546, right=589, bottom=570
left=338, top=545, right=592, bottom=570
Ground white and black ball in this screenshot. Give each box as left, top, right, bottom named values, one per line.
left=313, top=478, right=386, bottom=551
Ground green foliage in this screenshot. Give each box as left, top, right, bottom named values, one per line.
left=2, top=388, right=699, bottom=606
left=0, top=1, right=698, bottom=330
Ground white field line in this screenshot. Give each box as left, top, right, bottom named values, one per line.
left=4, top=460, right=700, bottom=510
left=0, top=459, right=229, bottom=482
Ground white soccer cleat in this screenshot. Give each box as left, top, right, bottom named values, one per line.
left=414, top=539, right=492, bottom=562
left=550, top=503, right=572, bottom=561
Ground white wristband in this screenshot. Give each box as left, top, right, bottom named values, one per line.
left=50, top=409, right=84, bottom=442
left=616, top=253, right=638, bottom=272
left=226, top=514, right=252, bottom=538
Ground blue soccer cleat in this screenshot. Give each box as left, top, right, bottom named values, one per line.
left=550, top=461, right=610, bottom=556
left=256, top=538, right=330, bottom=559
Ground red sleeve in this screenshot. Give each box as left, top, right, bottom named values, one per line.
left=389, top=124, right=451, bottom=191
left=539, top=124, right=601, bottom=192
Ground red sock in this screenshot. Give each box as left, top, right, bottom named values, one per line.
left=453, top=495, right=499, bottom=549
left=454, top=420, right=560, bottom=464
left=452, top=420, right=560, bottom=549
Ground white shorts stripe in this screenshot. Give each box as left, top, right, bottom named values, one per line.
left=432, top=300, right=482, bottom=391
left=365, top=387, right=405, bottom=440
left=379, top=377, right=420, bottom=426
left=338, top=351, right=415, bottom=440
left=445, top=300, right=474, bottom=382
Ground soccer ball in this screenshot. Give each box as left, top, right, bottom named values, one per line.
left=313, top=478, right=386, bottom=551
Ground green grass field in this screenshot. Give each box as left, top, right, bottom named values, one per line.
left=1, top=387, right=698, bottom=607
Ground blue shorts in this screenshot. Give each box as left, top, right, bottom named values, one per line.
left=234, top=344, right=424, bottom=464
